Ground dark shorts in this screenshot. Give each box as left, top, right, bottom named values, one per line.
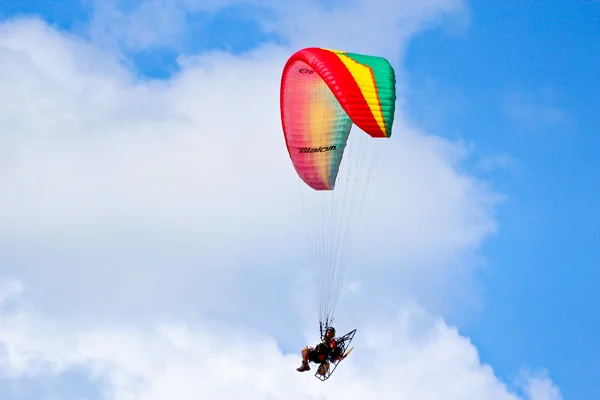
left=307, top=346, right=327, bottom=364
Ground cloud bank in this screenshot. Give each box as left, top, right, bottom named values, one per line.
left=0, top=281, right=561, bottom=400
left=0, top=0, right=561, bottom=398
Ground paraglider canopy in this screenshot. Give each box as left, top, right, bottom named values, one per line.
left=281, top=47, right=396, bottom=192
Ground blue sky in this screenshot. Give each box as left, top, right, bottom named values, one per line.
left=403, top=3, right=599, bottom=398
left=0, top=0, right=595, bottom=399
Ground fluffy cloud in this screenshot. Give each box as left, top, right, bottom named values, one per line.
left=0, top=282, right=559, bottom=400
left=87, top=0, right=466, bottom=60
left=0, top=0, right=561, bottom=398
left=0, top=15, right=498, bottom=324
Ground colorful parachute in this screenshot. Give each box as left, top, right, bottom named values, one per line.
left=280, top=48, right=396, bottom=329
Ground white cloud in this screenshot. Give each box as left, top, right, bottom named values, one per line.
left=87, top=0, right=466, bottom=62
left=503, top=87, right=569, bottom=132
left=88, top=0, right=190, bottom=53
left=0, top=283, right=559, bottom=400
left=0, top=0, right=562, bottom=397
left=0, top=15, right=499, bottom=324
left=257, top=0, right=467, bottom=59
left=518, top=371, right=563, bottom=400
